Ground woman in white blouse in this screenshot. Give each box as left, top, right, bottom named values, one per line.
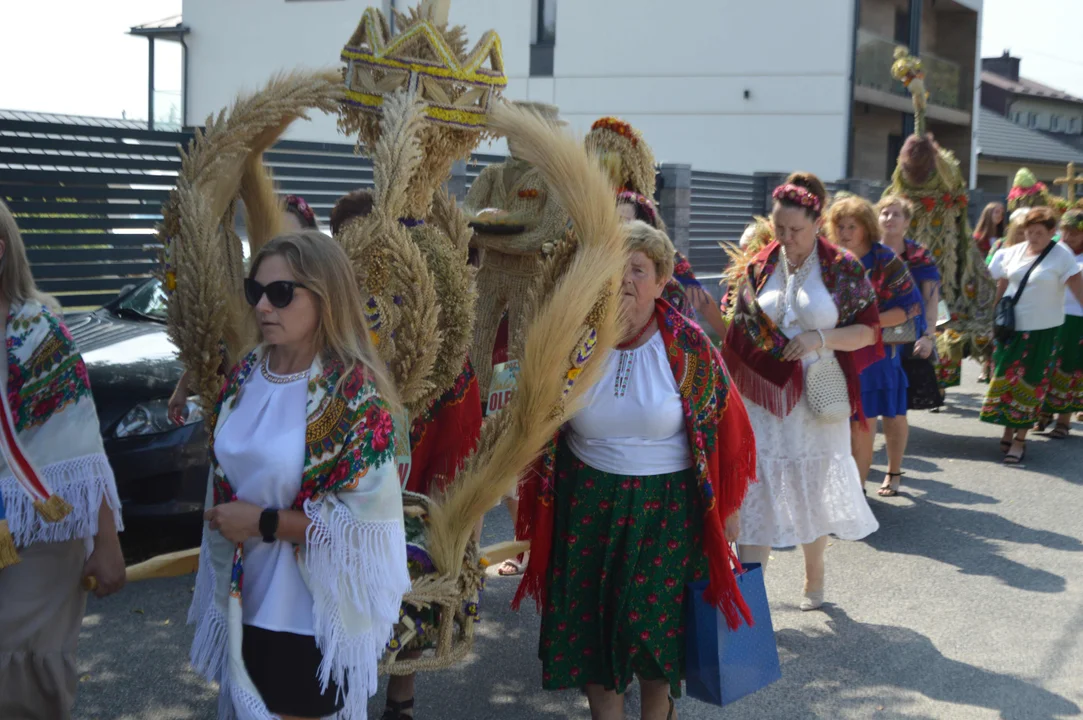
left=982, top=207, right=1083, bottom=464
left=516, top=221, right=756, bottom=720
left=188, top=231, right=409, bottom=720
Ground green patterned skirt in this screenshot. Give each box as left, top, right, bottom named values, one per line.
left=981, top=326, right=1061, bottom=428
left=539, top=441, right=706, bottom=697
left=1043, top=316, right=1083, bottom=414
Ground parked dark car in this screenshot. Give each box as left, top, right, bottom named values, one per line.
left=64, top=278, right=209, bottom=521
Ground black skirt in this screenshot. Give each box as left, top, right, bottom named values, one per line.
left=242, top=624, right=346, bottom=717
left=901, top=344, right=943, bottom=410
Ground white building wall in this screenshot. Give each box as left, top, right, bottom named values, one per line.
left=184, top=0, right=855, bottom=179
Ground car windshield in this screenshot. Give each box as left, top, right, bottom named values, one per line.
left=115, top=279, right=168, bottom=321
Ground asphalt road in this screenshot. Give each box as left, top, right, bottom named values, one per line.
left=73, top=362, right=1083, bottom=719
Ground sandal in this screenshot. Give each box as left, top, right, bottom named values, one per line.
left=1050, top=423, right=1071, bottom=440
left=382, top=698, right=415, bottom=720
left=1035, top=413, right=1054, bottom=433
left=999, top=441, right=1012, bottom=454
left=1003, top=441, right=1026, bottom=465
left=497, top=558, right=525, bottom=576
left=877, top=471, right=904, bottom=497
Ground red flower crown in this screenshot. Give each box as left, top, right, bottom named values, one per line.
left=284, top=194, right=317, bottom=228
left=616, top=190, right=659, bottom=226
left=591, top=117, right=639, bottom=147
left=772, top=183, right=822, bottom=213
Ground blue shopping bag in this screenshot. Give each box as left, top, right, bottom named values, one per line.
left=684, top=564, right=781, bottom=706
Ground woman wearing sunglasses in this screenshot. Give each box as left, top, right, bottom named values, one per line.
left=187, top=230, right=410, bottom=720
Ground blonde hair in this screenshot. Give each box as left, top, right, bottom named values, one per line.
left=0, top=200, right=59, bottom=312
left=827, top=195, right=882, bottom=245
left=876, top=194, right=914, bottom=221
left=625, top=220, right=675, bottom=280
left=249, top=230, right=401, bottom=413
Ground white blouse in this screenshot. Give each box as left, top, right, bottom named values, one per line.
left=215, top=364, right=313, bottom=635
left=566, top=332, right=692, bottom=475
left=758, top=258, right=840, bottom=369
left=989, top=242, right=1081, bottom=331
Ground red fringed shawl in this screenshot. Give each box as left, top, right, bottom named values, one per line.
left=514, top=299, right=758, bottom=630
left=405, top=359, right=483, bottom=495
left=722, top=237, right=884, bottom=423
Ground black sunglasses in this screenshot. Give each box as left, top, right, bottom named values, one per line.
left=244, top=279, right=307, bottom=309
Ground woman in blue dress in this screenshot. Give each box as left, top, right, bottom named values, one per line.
left=828, top=196, right=925, bottom=496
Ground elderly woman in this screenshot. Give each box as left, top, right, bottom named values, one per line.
left=828, top=196, right=924, bottom=497
left=515, top=221, right=756, bottom=720
left=0, top=200, right=126, bottom=720
left=983, top=208, right=1083, bottom=463
left=615, top=191, right=709, bottom=322
left=1039, top=210, right=1083, bottom=437
left=187, top=231, right=410, bottom=720
left=723, top=173, right=881, bottom=611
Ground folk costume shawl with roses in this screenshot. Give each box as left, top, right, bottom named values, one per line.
left=187, top=346, right=409, bottom=720
left=0, top=299, right=121, bottom=568
left=863, top=242, right=925, bottom=334
left=722, top=237, right=884, bottom=422
left=903, top=237, right=942, bottom=288
left=515, top=299, right=758, bottom=631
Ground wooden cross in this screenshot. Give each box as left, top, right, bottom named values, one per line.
left=1055, top=162, right=1083, bottom=203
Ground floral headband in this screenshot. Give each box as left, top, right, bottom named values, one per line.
left=591, top=117, right=638, bottom=147
left=616, top=190, right=659, bottom=227
left=1062, top=209, right=1083, bottom=232
left=284, top=194, right=318, bottom=229
left=772, top=183, right=822, bottom=214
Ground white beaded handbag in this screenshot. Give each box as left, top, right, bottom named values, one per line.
left=804, top=354, right=851, bottom=423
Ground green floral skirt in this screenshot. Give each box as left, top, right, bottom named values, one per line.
left=539, top=441, right=706, bottom=697
left=1043, top=316, right=1083, bottom=414
left=936, top=354, right=961, bottom=389
left=981, top=327, right=1060, bottom=428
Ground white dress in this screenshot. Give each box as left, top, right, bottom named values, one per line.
left=737, top=260, right=880, bottom=547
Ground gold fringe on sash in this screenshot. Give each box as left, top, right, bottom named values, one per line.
left=0, top=519, right=20, bottom=568
left=33, top=494, right=73, bottom=522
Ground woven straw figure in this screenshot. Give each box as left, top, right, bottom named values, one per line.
left=585, top=116, right=657, bottom=197
left=1008, top=167, right=1056, bottom=213
left=464, top=101, right=570, bottom=397
left=884, top=47, right=995, bottom=377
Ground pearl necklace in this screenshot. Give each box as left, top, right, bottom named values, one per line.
left=260, top=354, right=309, bottom=385
left=775, top=249, right=816, bottom=328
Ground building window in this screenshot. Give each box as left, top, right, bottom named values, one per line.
left=529, top=0, right=556, bottom=77
left=1013, top=111, right=1022, bottom=124
left=1071, top=117, right=1081, bottom=133
left=1051, top=115, right=1061, bottom=131
left=1028, top=112, right=1038, bottom=129
left=536, top=0, right=556, bottom=44
left=894, top=9, right=910, bottom=44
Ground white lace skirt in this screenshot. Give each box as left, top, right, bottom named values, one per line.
left=738, top=394, right=879, bottom=548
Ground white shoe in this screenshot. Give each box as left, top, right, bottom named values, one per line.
left=800, top=589, right=824, bottom=611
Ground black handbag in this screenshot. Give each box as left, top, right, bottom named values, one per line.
left=993, top=242, right=1055, bottom=343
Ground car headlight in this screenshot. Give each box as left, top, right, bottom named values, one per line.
left=114, top=397, right=204, bottom=438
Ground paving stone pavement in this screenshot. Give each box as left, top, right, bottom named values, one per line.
left=72, top=363, right=1083, bottom=719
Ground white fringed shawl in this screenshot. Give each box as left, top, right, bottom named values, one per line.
left=0, top=300, right=120, bottom=559
left=187, top=347, right=409, bottom=720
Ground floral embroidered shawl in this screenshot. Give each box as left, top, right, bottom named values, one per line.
left=188, top=346, right=409, bottom=720
left=0, top=300, right=120, bottom=567
left=722, top=237, right=883, bottom=421
left=862, top=242, right=926, bottom=336
left=515, top=299, right=758, bottom=630
left=662, top=251, right=704, bottom=319
left=902, top=237, right=941, bottom=287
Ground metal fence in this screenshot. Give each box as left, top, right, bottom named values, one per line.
left=0, top=112, right=992, bottom=309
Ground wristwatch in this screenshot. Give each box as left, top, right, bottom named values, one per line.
left=259, top=509, right=279, bottom=543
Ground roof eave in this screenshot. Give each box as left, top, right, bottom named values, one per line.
left=128, top=24, right=190, bottom=40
